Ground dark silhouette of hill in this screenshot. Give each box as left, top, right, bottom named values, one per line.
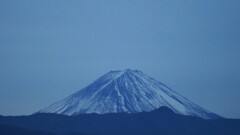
left=0, top=124, right=55, bottom=135
left=0, top=123, right=89, bottom=135
left=0, top=107, right=239, bottom=135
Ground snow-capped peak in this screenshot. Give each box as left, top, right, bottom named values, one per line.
left=39, top=69, right=220, bottom=119
left=106, top=69, right=140, bottom=79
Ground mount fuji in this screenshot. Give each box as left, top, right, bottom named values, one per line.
left=39, top=69, right=220, bottom=119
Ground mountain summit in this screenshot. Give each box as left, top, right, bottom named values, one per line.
left=39, top=69, right=220, bottom=119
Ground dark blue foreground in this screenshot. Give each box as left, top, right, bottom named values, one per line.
left=0, top=107, right=239, bottom=135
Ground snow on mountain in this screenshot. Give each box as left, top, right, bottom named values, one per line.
left=39, top=69, right=220, bottom=119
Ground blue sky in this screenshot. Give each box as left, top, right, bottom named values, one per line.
left=0, top=0, right=240, bottom=118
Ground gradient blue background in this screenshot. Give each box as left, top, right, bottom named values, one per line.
left=1, top=0, right=240, bottom=118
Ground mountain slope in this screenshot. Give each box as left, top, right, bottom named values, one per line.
left=39, top=69, right=220, bottom=119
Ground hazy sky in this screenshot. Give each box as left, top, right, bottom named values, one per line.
left=1, top=0, right=240, bottom=118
